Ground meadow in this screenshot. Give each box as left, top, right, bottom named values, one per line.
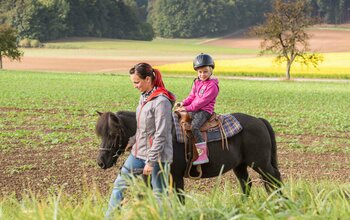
left=11, top=36, right=350, bottom=79
left=20, top=38, right=256, bottom=61
left=0, top=70, right=349, bottom=219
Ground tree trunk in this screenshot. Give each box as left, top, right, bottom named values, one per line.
left=0, top=55, right=2, bottom=69
left=286, top=61, right=291, bottom=80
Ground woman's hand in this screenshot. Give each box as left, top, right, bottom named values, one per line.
left=143, top=163, right=153, bottom=175
left=125, top=143, right=132, bottom=151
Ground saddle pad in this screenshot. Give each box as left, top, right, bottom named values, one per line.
left=173, top=113, right=243, bottom=143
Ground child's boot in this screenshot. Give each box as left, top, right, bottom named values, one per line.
left=193, top=142, right=209, bottom=165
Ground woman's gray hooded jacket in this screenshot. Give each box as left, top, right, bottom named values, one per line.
left=129, top=94, right=173, bottom=166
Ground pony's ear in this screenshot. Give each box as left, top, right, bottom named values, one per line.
left=109, top=113, right=119, bottom=123
left=96, top=111, right=103, bottom=116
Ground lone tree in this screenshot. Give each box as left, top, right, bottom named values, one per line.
left=250, top=0, right=323, bottom=80
left=0, top=24, right=22, bottom=69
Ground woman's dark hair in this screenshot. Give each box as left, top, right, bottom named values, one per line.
left=129, top=63, right=155, bottom=81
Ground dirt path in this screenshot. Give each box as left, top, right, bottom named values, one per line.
left=3, top=57, right=180, bottom=73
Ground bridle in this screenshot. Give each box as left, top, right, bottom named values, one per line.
left=99, top=130, right=125, bottom=158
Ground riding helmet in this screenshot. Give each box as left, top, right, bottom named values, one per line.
left=193, top=53, right=215, bottom=70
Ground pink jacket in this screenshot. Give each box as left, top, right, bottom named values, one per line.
left=182, top=78, right=219, bottom=114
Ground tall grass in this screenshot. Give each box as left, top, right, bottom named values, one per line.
left=1, top=177, right=349, bottom=219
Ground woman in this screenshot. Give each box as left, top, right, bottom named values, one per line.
left=105, top=63, right=175, bottom=217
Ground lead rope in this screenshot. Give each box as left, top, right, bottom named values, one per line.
left=177, top=110, right=203, bottom=180
left=185, top=133, right=203, bottom=180
left=217, top=117, right=229, bottom=150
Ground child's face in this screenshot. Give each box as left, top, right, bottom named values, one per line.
left=196, top=66, right=212, bottom=81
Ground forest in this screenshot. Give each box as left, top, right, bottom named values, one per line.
left=0, top=0, right=349, bottom=41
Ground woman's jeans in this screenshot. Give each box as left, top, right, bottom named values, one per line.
left=105, top=153, right=170, bottom=217
left=191, top=110, right=211, bottom=143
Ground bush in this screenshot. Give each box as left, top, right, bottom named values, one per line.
left=19, top=38, right=31, bottom=48
left=30, top=39, right=41, bottom=48
left=18, top=38, right=42, bottom=48
left=139, top=23, right=154, bottom=41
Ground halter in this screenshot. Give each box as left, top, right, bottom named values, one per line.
left=99, top=131, right=125, bottom=158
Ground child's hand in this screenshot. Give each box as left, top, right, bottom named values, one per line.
left=178, top=106, right=186, bottom=112
left=175, top=102, right=183, bottom=107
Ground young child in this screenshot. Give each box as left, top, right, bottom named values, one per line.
left=177, top=53, right=219, bottom=165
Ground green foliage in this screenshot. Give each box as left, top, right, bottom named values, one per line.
left=149, top=0, right=272, bottom=38
left=64, top=0, right=153, bottom=40
left=0, top=0, right=153, bottom=41
left=18, top=38, right=31, bottom=48
left=29, top=39, right=41, bottom=47
left=18, top=38, right=42, bottom=48
left=0, top=24, right=23, bottom=69
left=310, top=0, right=350, bottom=24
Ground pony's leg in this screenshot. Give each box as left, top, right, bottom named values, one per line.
left=233, top=164, right=252, bottom=196
left=253, top=165, right=282, bottom=194
left=173, top=176, right=185, bottom=204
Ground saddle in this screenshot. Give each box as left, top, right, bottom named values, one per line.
left=174, top=108, right=229, bottom=179
left=177, top=111, right=222, bottom=132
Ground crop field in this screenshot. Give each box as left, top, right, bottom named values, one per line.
left=159, top=52, right=350, bottom=79
left=0, top=70, right=349, bottom=219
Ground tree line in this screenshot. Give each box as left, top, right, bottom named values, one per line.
left=310, top=0, right=350, bottom=24
left=0, top=0, right=350, bottom=42
left=0, top=0, right=154, bottom=42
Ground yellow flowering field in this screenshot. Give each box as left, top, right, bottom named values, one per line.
left=158, top=53, right=350, bottom=79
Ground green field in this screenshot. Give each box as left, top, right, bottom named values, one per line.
left=0, top=70, right=349, bottom=219
left=1, top=70, right=349, bottom=153
left=21, top=38, right=255, bottom=59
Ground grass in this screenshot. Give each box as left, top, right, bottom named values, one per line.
left=0, top=177, right=349, bottom=219
left=25, top=38, right=257, bottom=58
left=0, top=70, right=349, bottom=153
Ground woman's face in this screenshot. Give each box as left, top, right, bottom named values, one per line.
left=197, top=66, right=212, bottom=81
left=130, top=73, right=152, bottom=93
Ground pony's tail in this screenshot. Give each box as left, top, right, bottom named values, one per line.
left=259, top=118, right=278, bottom=170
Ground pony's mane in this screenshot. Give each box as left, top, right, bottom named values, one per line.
left=96, top=112, right=112, bottom=138
left=96, top=111, right=136, bottom=138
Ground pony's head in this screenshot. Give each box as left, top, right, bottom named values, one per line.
left=95, top=111, right=127, bottom=169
